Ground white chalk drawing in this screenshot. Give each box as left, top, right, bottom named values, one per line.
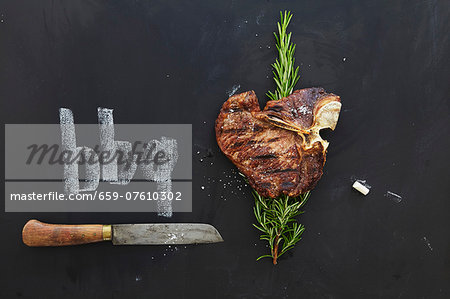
left=97, top=107, right=119, bottom=183
left=59, top=108, right=100, bottom=193
left=139, top=137, right=178, bottom=217
left=59, top=107, right=178, bottom=217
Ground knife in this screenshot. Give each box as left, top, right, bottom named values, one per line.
left=22, top=219, right=224, bottom=247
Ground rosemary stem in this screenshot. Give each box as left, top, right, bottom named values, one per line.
left=254, top=11, right=307, bottom=264
left=272, top=229, right=282, bottom=265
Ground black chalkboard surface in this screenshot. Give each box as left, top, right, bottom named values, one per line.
left=1, top=0, right=449, bottom=298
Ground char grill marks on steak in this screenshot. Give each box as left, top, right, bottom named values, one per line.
left=215, top=88, right=341, bottom=198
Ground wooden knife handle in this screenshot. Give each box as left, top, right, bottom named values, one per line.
left=22, top=219, right=112, bottom=247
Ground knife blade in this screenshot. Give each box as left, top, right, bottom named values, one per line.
left=22, top=219, right=223, bottom=247
left=112, top=223, right=223, bottom=245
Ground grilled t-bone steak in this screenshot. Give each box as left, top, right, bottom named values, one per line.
left=215, top=88, right=341, bottom=198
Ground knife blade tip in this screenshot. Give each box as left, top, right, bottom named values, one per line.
left=206, top=224, right=224, bottom=243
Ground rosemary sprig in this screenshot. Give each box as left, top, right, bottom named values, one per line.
left=253, top=10, right=309, bottom=265
left=267, top=11, right=300, bottom=101
left=253, top=190, right=310, bottom=264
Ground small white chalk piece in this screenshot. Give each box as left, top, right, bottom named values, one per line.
left=353, top=180, right=370, bottom=195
